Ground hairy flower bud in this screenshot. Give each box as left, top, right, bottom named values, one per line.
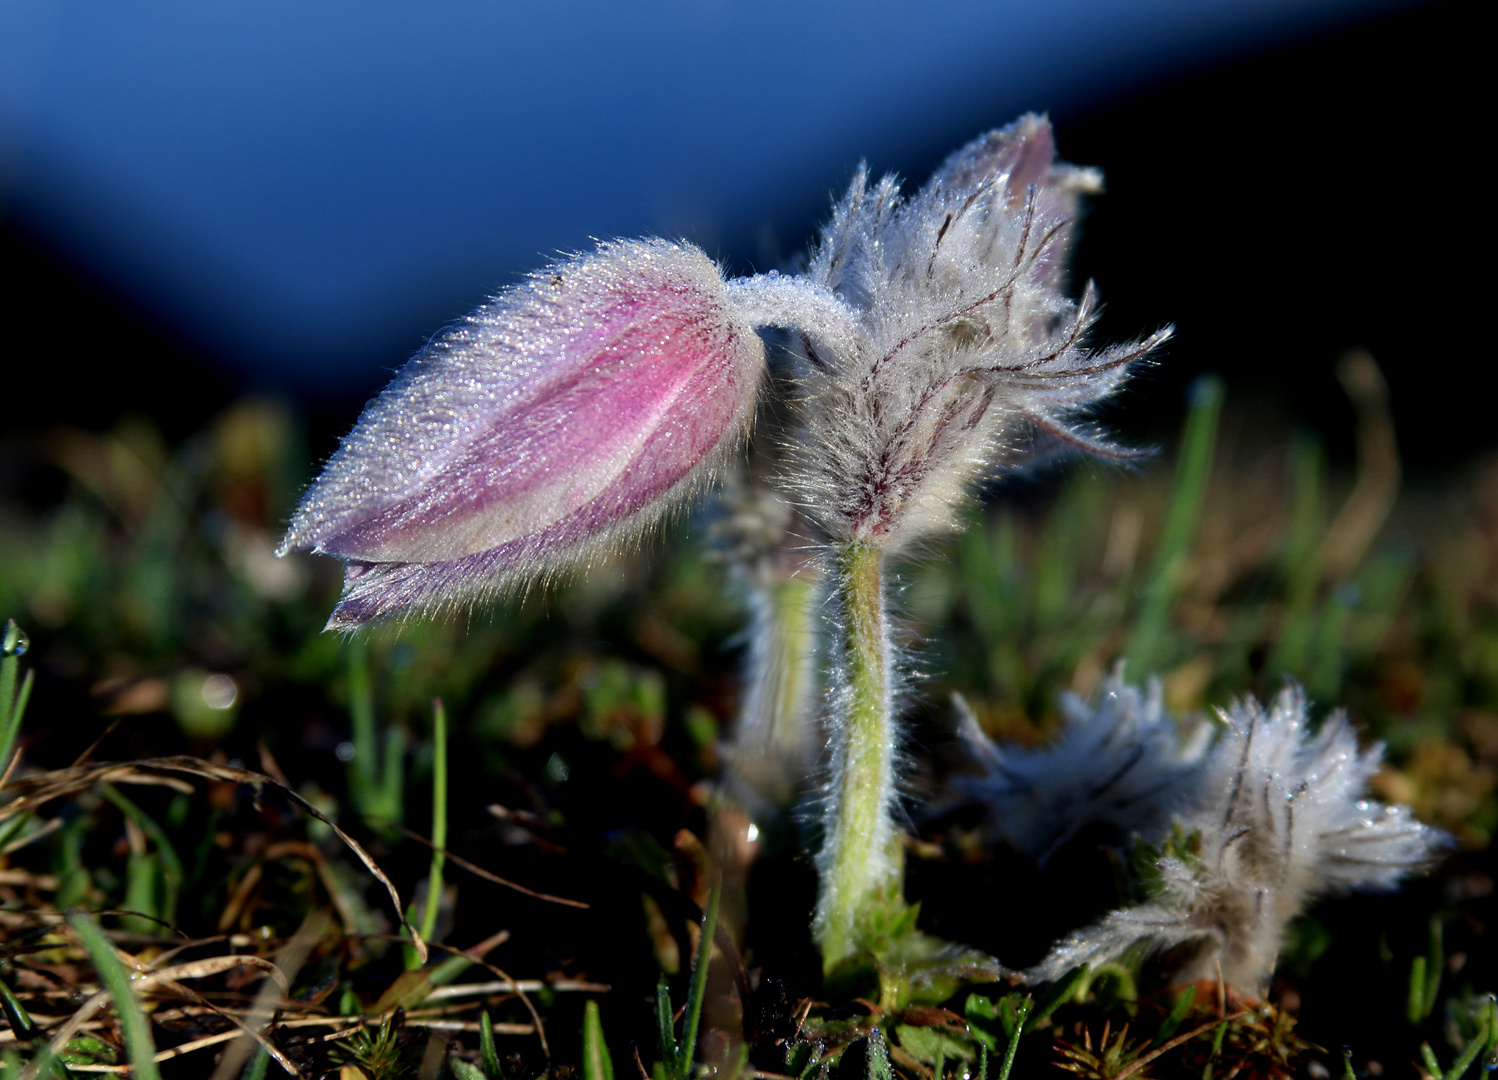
left=731, top=114, right=1167, bottom=552
left=279, top=239, right=766, bottom=627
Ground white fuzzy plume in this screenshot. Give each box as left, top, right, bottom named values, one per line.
left=940, top=668, right=1210, bottom=862
left=1026, top=684, right=1448, bottom=992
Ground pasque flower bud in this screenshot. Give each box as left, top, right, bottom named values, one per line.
left=279, top=239, right=767, bottom=628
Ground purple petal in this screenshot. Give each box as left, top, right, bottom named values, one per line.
left=929, top=113, right=1058, bottom=202
left=281, top=239, right=766, bottom=623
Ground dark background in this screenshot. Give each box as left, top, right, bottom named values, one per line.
left=1, top=0, right=1482, bottom=471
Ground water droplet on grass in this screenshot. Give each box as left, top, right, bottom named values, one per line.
left=2, top=620, right=28, bottom=657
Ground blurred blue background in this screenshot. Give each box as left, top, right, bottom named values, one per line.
left=0, top=0, right=1480, bottom=462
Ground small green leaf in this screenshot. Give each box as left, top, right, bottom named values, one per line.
left=963, top=995, right=999, bottom=1050
left=479, top=1009, right=504, bottom=1079
left=1419, top=1042, right=1442, bottom=1078
left=866, top=1028, right=895, bottom=1080
left=895, top=1025, right=975, bottom=1065
left=1153, top=985, right=1196, bottom=1047
left=1025, top=966, right=1085, bottom=1033
left=656, top=975, right=679, bottom=1076
left=583, top=1000, right=615, bottom=1080
left=369, top=969, right=432, bottom=1015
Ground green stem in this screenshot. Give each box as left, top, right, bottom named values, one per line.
left=815, top=542, right=899, bottom=969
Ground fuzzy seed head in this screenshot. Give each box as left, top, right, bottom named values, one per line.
left=1027, top=684, right=1449, bottom=992
left=939, top=668, right=1210, bottom=862
left=731, top=114, right=1166, bottom=552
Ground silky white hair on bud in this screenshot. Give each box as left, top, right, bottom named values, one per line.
left=939, top=667, right=1210, bottom=863
left=1026, top=684, right=1449, bottom=992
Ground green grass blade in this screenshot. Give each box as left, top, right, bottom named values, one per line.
left=1406, top=954, right=1428, bottom=1026
left=656, top=975, right=680, bottom=1076
left=479, top=1009, right=504, bottom=1079
left=0, top=978, right=39, bottom=1041
left=1201, top=1019, right=1228, bottom=1080
left=996, top=998, right=1030, bottom=1080
left=9, top=671, right=32, bottom=743
left=98, top=785, right=184, bottom=927
left=240, top=1047, right=269, bottom=1080
left=451, top=1060, right=489, bottom=1080
left=1442, top=997, right=1497, bottom=1080
left=866, top=1027, right=894, bottom=1080
left=1268, top=437, right=1325, bottom=679
left=1024, top=965, right=1086, bottom=1034
left=345, top=636, right=378, bottom=811
left=0, top=619, right=27, bottom=768
left=582, top=1000, right=615, bottom=1080
left=69, top=912, right=161, bottom=1080
left=379, top=724, right=407, bottom=827
left=678, top=878, right=721, bottom=1076
left=1126, top=376, right=1223, bottom=673
left=1153, top=985, right=1197, bottom=1047
left=1424, top=918, right=1443, bottom=1023
left=419, top=698, right=448, bottom=946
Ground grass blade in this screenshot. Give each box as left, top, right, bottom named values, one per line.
left=582, top=1000, right=615, bottom=1080
left=656, top=975, right=680, bottom=1076
left=996, top=998, right=1030, bottom=1080
left=420, top=698, right=448, bottom=946
left=67, top=912, right=161, bottom=1080
left=480, top=1009, right=504, bottom=1078
left=1024, top=965, right=1086, bottom=1034
left=866, top=1027, right=894, bottom=1080
left=345, top=637, right=377, bottom=810
left=1126, top=376, right=1222, bottom=673
left=1152, top=985, right=1196, bottom=1047
left=1442, top=996, right=1498, bottom=1080
left=677, top=877, right=721, bottom=1075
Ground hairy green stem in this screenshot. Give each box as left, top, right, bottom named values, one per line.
left=815, top=542, right=900, bottom=968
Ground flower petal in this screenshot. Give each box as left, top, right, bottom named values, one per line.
left=281, top=239, right=766, bottom=623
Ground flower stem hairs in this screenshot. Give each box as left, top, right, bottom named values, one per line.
left=279, top=115, right=1165, bottom=975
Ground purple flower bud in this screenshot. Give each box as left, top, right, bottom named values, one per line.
left=279, top=239, right=766, bottom=627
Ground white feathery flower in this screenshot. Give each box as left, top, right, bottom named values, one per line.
left=1026, top=684, right=1449, bottom=993
left=731, top=114, right=1168, bottom=552
left=940, top=668, right=1210, bottom=862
